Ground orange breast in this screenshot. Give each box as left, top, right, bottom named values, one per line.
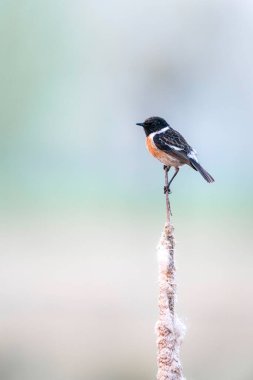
left=146, top=135, right=182, bottom=167
left=146, top=136, right=166, bottom=160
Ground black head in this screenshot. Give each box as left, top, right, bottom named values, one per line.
left=136, top=116, right=169, bottom=136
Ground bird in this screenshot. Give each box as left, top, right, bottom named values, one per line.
left=137, top=116, right=214, bottom=193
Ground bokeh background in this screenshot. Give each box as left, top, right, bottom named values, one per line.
left=1, top=1, right=253, bottom=379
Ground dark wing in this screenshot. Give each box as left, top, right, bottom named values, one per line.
left=154, top=128, right=215, bottom=182
left=153, top=128, right=194, bottom=164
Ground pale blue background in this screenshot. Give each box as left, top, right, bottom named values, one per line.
left=0, top=1, right=252, bottom=379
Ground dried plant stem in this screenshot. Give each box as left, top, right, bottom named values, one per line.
left=164, top=167, right=171, bottom=224
left=156, top=170, right=186, bottom=380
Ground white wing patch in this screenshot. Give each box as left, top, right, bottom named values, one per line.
left=187, top=149, right=198, bottom=162
left=168, top=145, right=183, bottom=151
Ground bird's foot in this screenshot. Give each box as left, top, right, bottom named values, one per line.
left=163, top=165, right=168, bottom=171
left=164, top=185, right=171, bottom=194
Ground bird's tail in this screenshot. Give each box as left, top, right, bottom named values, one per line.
left=189, top=159, right=215, bottom=183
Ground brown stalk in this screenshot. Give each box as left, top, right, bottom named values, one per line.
left=156, top=169, right=186, bottom=380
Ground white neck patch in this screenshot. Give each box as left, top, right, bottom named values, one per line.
left=149, top=126, right=169, bottom=138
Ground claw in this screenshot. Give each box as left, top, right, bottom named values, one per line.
left=164, top=185, right=171, bottom=194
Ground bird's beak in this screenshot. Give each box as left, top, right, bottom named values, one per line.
left=136, top=122, right=144, bottom=127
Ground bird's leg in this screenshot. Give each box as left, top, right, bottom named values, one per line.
left=167, top=168, right=179, bottom=193
left=163, top=166, right=171, bottom=194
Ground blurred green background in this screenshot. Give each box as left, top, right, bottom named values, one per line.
left=0, top=1, right=253, bottom=379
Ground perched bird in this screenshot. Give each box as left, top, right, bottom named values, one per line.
left=137, top=116, right=214, bottom=192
